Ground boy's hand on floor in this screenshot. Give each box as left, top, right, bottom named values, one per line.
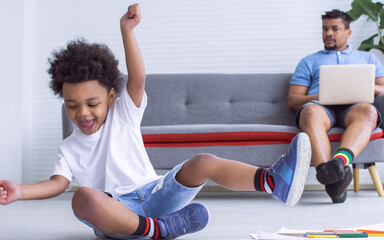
left=120, top=3, right=141, bottom=32
left=0, top=180, right=21, bottom=205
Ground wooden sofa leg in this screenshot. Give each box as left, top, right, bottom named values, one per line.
left=367, top=164, right=384, bottom=197
left=352, top=164, right=359, bottom=192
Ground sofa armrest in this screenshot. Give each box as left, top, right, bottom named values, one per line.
left=374, top=92, right=384, bottom=129
left=62, top=104, right=76, bottom=139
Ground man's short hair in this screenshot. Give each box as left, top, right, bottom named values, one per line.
left=322, top=9, right=352, bottom=29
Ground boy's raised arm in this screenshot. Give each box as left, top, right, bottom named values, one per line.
left=120, top=3, right=146, bottom=107
left=0, top=175, right=69, bottom=205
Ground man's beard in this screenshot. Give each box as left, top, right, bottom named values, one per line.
left=324, top=44, right=337, bottom=50
left=324, top=38, right=337, bottom=50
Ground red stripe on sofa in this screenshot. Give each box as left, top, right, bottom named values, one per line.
left=142, top=132, right=297, bottom=143
left=144, top=140, right=291, bottom=147
left=328, top=131, right=383, bottom=142
left=142, top=130, right=383, bottom=148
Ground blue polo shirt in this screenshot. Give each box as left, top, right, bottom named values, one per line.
left=290, top=46, right=384, bottom=95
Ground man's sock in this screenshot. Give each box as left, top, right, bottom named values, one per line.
left=332, top=148, right=354, bottom=166
left=316, top=148, right=354, bottom=185
left=254, top=168, right=275, bottom=193
left=133, top=215, right=162, bottom=239
left=316, top=163, right=326, bottom=172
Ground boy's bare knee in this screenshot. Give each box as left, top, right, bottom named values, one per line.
left=189, top=153, right=217, bottom=166
left=72, top=187, right=102, bottom=219
left=192, top=153, right=216, bottom=160
left=177, top=153, right=220, bottom=185
left=187, top=153, right=220, bottom=175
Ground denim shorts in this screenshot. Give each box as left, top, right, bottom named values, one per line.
left=295, top=101, right=382, bottom=130
left=76, top=161, right=205, bottom=239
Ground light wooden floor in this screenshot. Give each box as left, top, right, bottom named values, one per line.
left=0, top=190, right=384, bottom=240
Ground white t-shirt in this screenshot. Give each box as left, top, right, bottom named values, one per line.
left=52, top=88, right=160, bottom=196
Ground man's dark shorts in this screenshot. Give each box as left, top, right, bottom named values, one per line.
left=295, top=101, right=382, bottom=130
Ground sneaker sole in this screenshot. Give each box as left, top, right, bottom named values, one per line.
left=201, top=203, right=210, bottom=229
left=193, top=202, right=210, bottom=230
left=285, top=133, right=311, bottom=206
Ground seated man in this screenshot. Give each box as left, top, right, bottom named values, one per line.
left=287, top=9, right=384, bottom=203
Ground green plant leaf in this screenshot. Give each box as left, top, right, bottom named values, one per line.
left=375, top=2, right=384, bottom=13
left=358, top=43, right=373, bottom=51
left=380, top=8, right=384, bottom=28
left=371, top=44, right=384, bottom=54
left=349, top=0, right=379, bottom=21
left=362, top=33, right=379, bottom=45
left=379, top=36, right=384, bottom=46
left=358, top=41, right=384, bottom=53
left=358, top=43, right=384, bottom=51
left=349, top=0, right=384, bottom=54
left=358, top=34, right=378, bottom=52
left=348, top=8, right=363, bottom=21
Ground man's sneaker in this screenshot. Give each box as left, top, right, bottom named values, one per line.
left=325, top=166, right=352, bottom=203
left=316, top=160, right=345, bottom=185
left=268, top=132, right=311, bottom=206
left=157, top=203, right=209, bottom=239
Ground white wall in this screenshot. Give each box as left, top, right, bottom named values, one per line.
left=2, top=0, right=383, bottom=186
left=0, top=0, right=23, bottom=183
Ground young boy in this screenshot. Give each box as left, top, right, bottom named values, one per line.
left=0, top=4, right=311, bottom=239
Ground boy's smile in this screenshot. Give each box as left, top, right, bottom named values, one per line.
left=62, top=80, right=115, bottom=135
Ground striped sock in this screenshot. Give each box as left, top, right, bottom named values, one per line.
left=332, top=148, right=354, bottom=166
left=133, top=215, right=161, bottom=239
left=254, top=168, right=275, bottom=193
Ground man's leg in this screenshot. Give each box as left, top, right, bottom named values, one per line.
left=175, top=132, right=311, bottom=206
left=315, top=104, right=377, bottom=203
left=317, top=104, right=378, bottom=183
left=297, top=104, right=332, bottom=167
left=339, top=103, right=378, bottom=156
left=296, top=103, right=350, bottom=203
left=323, top=104, right=378, bottom=203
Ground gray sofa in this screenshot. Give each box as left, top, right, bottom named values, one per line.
left=62, top=73, right=384, bottom=195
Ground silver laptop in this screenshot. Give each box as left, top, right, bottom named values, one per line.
left=319, top=64, right=375, bottom=105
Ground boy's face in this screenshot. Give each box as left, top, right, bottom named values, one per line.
left=63, top=80, right=115, bottom=135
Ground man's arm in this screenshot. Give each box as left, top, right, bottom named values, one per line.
left=287, top=85, right=319, bottom=111
left=375, top=77, right=384, bottom=95
left=120, top=4, right=146, bottom=108
left=0, top=175, right=69, bottom=205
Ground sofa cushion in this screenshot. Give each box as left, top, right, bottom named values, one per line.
left=327, top=127, right=383, bottom=141
left=142, top=124, right=383, bottom=147
left=142, top=124, right=299, bottom=147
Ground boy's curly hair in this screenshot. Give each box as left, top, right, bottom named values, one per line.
left=48, top=38, right=123, bottom=98
left=322, top=9, right=352, bottom=29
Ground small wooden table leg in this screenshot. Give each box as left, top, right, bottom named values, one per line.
left=367, top=165, right=384, bottom=197
left=353, top=165, right=359, bottom=192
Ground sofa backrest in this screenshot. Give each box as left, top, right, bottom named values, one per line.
left=62, top=73, right=296, bottom=138
left=142, top=73, right=296, bottom=126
